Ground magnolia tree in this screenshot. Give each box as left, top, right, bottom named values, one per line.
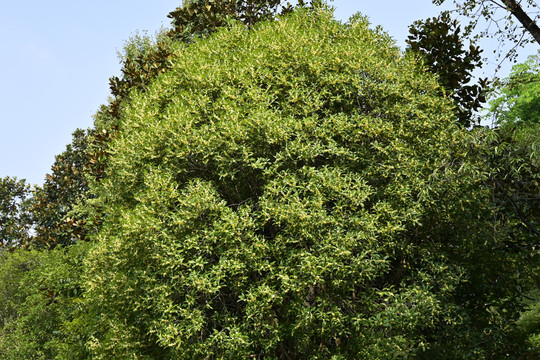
left=56, top=7, right=534, bottom=359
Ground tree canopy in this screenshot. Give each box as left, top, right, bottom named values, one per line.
left=60, top=7, right=531, bottom=358
left=0, top=2, right=539, bottom=359
left=0, top=177, right=32, bottom=249
left=487, top=51, right=540, bottom=125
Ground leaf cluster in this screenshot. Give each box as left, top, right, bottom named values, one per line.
left=407, top=11, right=488, bottom=127
left=486, top=51, right=540, bottom=125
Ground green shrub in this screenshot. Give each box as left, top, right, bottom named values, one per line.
left=73, top=7, right=527, bottom=359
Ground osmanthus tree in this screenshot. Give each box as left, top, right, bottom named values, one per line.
left=22, top=0, right=311, bottom=250
left=63, top=7, right=533, bottom=358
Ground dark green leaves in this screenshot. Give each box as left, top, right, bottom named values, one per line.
left=407, top=11, right=487, bottom=127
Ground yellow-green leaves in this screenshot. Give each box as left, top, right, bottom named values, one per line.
left=74, top=7, right=520, bottom=359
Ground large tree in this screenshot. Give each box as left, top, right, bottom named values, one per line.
left=63, top=7, right=532, bottom=358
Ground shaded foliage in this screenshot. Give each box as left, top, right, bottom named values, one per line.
left=407, top=12, right=487, bottom=127
left=485, top=124, right=540, bottom=245
left=168, top=0, right=298, bottom=41
left=479, top=52, right=540, bottom=359
left=483, top=53, right=540, bottom=251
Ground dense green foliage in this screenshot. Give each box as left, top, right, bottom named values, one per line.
left=0, top=243, right=88, bottom=359
left=19, top=0, right=311, bottom=251
left=0, top=177, right=32, bottom=248
left=407, top=12, right=487, bottom=127
left=481, top=53, right=540, bottom=356
left=483, top=51, right=540, bottom=252
left=517, top=289, right=540, bottom=355
left=1, top=2, right=539, bottom=359
left=487, top=52, right=540, bottom=126
left=57, top=8, right=532, bottom=358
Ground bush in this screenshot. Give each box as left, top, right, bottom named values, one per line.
left=73, top=7, right=527, bottom=359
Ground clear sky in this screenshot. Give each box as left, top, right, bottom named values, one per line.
left=1, top=1, right=537, bottom=186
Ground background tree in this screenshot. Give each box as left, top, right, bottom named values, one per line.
left=487, top=51, right=540, bottom=125
left=168, top=0, right=298, bottom=42
left=0, top=243, right=90, bottom=359
left=484, top=52, right=540, bottom=245
left=407, top=11, right=488, bottom=127
left=478, top=51, right=540, bottom=359
left=433, top=0, right=540, bottom=62
left=0, top=177, right=32, bottom=249
left=28, top=129, right=91, bottom=248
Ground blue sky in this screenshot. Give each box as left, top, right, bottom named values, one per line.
left=1, top=1, right=537, bottom=186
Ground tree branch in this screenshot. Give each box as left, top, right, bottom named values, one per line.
left=502, top=0, right=540, bottom=45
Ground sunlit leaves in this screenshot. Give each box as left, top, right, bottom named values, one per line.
left=70, top=7, right=523, bottom=358
left=486, top=51, right=540, bottom=125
